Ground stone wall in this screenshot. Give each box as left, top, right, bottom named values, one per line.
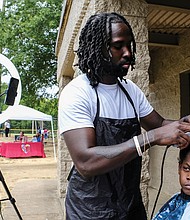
left=57, top=0, right=151, bottom=217
left=148, top=29, right=190, bottom=214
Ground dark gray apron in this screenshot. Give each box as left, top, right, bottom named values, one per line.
left=65, top=81, right=147, bottom=220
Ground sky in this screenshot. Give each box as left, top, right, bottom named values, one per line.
left=0, top=0, right=3, bottom=11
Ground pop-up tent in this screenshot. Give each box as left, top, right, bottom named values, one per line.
left=0, top=104, right=56, bottom=159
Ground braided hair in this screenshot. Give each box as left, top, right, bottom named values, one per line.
left=77, top=12, right=136, bottom=87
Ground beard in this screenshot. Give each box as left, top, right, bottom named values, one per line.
left=101, top=58, right=130, bottom=79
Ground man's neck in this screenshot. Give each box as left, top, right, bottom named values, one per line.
left=99, top=74, right=117, bottom=85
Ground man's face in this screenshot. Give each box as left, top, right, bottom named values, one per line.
left=109, top=22, right=133, bottom=78
left=179, top=153, right=190, bottom=195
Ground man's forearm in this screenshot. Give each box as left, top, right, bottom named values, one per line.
left=161, top=119, right=176, bottom=126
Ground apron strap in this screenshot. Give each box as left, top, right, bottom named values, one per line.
left=93, top=87, right=100, bottom=127
left=67, top=165, right=75, bottom=181
left=117, top=80, right=138, bottom=119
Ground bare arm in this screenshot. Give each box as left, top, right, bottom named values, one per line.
left=140, top=110, right=174, bottom=130
left=63, top=112, right=190, bottom=178
left=63, top=127, right=138, bottom=178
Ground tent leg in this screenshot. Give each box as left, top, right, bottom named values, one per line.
left=51, top=119, right=56, bottom=161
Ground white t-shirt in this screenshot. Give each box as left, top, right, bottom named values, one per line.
left=4, top=121, right=10, bottom=129
left=58, top=74, right=153, bottom=134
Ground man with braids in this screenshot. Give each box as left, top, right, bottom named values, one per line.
left=58, top=12, right=190, bottom=220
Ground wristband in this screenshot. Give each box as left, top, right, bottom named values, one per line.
left=133, top=136, right=143, bottom=156
left=145, top=132, right=151, bottom=148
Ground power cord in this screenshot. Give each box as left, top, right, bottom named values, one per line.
left=150, top=145, right=171, bottom=219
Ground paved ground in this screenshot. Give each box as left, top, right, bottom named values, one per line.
left=0, top=179, right=168, bottom=220
left=1, top=179, right=64, bottom=220
left=0, top=137, right=64, bottom=220
left=0, top=137, right=170, bottom=220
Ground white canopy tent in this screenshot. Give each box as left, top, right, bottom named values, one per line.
left=0, top=104, right=56, bottom=160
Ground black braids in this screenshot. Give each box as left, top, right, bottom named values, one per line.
left=87, top=15, right=108, bottom=86
left=91, top=32, right=101, bottom=84
left=77, top=17, right=93, bottom=73
left=95, top=14, right=114, bottom=83
left=106, top=15, right=112, bottom=56
left=87, top=18, right=102, bottom=86
left=78, top=17, right=95, bottom=80
left=101, top=14, right=111, bottom=58
left=81, top=39, right=91, bottom=74
left=77, top=14, right=109, bottom=86
left=93, top=15, right=108, bottom=82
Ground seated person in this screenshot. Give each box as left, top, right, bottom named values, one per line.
left=16, top=131, right=28, bottom=142
left=153, top=145, right=190, bottom=220
left=31, top=135, right=38, bottom=142
left=31, top=133, right=44, bottom=143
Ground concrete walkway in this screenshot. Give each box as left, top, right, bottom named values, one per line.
left=1, top=178, right=169, bottom=220
left=1, top=179, right=64, bottom=220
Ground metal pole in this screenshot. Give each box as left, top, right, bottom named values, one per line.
left=0, top=171, right=23, bottom=220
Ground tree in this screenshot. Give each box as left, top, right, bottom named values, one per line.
left=0, top=0, right=62, bottom=117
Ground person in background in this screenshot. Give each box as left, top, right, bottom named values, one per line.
left=41, top=128, right=44, bottom=136
left=36, top=132, right=41, bottom=142
left=37, top=127, right=41, bottom=135
left=153, top=145, right=190, bottom=220
left=31, top=132, right=42, bottom=142
left=44, top=128, right=48, bottom=139
left=4, top=120, right=10, bottom=137
left=16, top=131, right=28, bottom=142
left=41, top=133, right=44, bottom=143
left=31, top=135, right=37, bottom=142
left=58, top=12, right=190, bottom=220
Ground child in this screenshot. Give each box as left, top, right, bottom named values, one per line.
left=16, top=131, right=28, bottom=142
left=153, top=146, right=190, bottom=219
left=31, top=135, right=37, bottom=142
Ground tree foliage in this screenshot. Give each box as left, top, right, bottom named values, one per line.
left=0, top=0, right=62, bottom=118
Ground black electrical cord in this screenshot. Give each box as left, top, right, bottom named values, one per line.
left=150, top=145, right=171, bottom=220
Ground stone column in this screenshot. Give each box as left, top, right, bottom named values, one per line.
left=95, top=0, right=151, bottom=212
left=57, top=0, right=150, bottom=216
